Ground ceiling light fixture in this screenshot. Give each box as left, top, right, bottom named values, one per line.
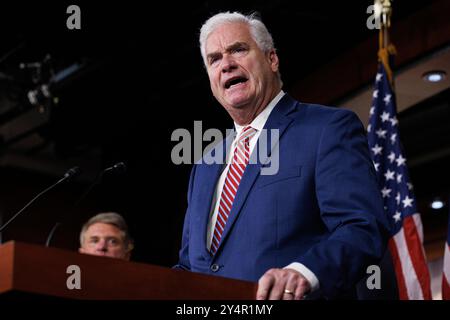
left=422, top=70, right=447, bottom=83
left=430, top=198, right=445, bottom=210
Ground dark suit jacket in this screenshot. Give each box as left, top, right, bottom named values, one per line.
left=176, top=94, right=390, bottom=299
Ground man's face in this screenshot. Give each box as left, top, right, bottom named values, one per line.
left=79, top=223, right=131, bottom=260
left=205, top=22, right=280, bottom=114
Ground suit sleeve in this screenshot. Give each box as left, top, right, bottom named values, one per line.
left=298, top=110, right=391, bottom=298
left=172, top=164, right=197, bottom=271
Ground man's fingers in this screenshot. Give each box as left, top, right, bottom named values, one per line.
left=268, top=279, right=287, bottom=300
left=294, top=284, right=307, bottom=300
left=257, top=268, right=312, bottom=300
left=256, top=270, right=276, bottom=300
left=282, top=288, right=295, bottom=300
left=294, top=277, right=310, bottom=300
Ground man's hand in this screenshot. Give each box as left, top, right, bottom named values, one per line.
left=256, top=268, right=311, bottom=300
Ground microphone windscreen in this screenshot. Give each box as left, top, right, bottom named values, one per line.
left=64, top=166, right=81, bottom=180
left=113, top=162, right=126, bottom=173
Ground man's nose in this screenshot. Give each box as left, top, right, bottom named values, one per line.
left=95, top=239, right=108, bottom=252
left=221, top=55, right=237, bottom=73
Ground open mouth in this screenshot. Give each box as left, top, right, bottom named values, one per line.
left=224, top=77, right=248, bottom=89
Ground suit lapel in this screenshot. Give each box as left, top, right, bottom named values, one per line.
left=214, top=94, right=298, bottom=255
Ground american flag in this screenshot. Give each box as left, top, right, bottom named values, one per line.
left=367, top=61, right=432, bottom=300
left=443, top=207, right=450, bottom=300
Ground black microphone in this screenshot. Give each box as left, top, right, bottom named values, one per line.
left=62, top=166, right=81, bottom=181
left=103, top=162, right=126, bottom=175
left=45, top=162, right=126, bottom=247
left=0, top=166, right=81, bottom=233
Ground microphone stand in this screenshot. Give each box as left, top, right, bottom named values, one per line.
left=44, top=172, right=102, bottom=247
left=0, top=167, right=80, bottom=234
left=45, top=162, right=126, bottom=247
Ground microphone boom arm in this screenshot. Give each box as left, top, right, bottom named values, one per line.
left=0, top=167, right=80, bottom=233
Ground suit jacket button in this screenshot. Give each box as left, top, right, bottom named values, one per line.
left=210, top=264, right=220, bottom=272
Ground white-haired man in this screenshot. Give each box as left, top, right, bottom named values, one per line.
left=175, top=12, right=389, bottom=300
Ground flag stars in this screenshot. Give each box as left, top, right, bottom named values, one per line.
left=396, top=155, right=406, bottom=166
left=376, top=73, right=383, bottom=82
left=373, top=90, right=379, bottom=98
left=390, top=117, right=398, bottom=126
left=373, top=161, right=380, bottom=172
left=381, top=111, right=391, bottom=122
left=381, top=187, right=392, bottom=198
left=396, top=192, right=401, bottom=205
left=369, top=68, right=418, bottom=230
left=375, top=128, right=387, bottom=139
left=372, top=144, right=383, bottom=156
left=388, top=152, right=396, bottom=163
left=384, top=169, right=395, bottom=181
left=402, top=196, right=413, bottom=208
left=390, top=133, right=397, bottom=144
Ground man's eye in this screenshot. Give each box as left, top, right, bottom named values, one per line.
left=233, top=47, right=246, bottom=53
left=209, top=57, right=219, bottom=65
left=108, top=238, right=119, bottom=245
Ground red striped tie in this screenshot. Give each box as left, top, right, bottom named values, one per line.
left=210, top=126, right=257, bottom=254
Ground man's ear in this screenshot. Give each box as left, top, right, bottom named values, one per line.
left=79, top=247, right=85, bottom=254
left=268, top=49, right=279, bottom=72
left=124, top=244, right=133, bottom=261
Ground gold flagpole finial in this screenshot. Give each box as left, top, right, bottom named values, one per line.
left=374, top=0, right=393, bottom=28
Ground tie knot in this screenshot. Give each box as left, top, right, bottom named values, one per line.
left=238, top=126, right=257, bottom=143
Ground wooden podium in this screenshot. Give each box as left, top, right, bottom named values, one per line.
left=0, top=241, right=257, bottom=299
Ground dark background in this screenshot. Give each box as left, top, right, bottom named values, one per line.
left=0, top=0, right=448, bottom=267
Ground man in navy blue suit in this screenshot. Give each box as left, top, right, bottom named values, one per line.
left=175, top=11, right=390, bottom=300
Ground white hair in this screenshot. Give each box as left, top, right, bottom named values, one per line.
left=199, top=11, right=276, bottom=65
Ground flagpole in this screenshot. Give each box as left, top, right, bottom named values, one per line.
left=375, top=0, right=395, bottom=85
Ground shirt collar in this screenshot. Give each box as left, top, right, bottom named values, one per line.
left=234, top=90, right=285, bottom=135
